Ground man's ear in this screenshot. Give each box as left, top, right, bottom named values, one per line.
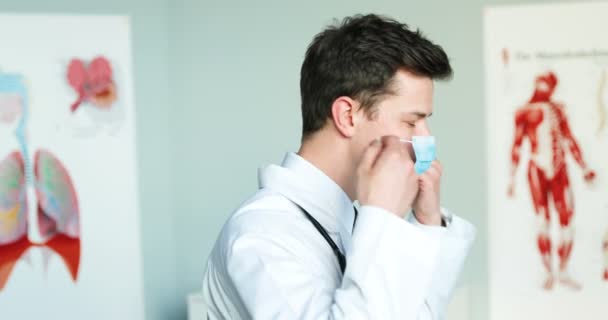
left=330, top=96, right=358, bottom=138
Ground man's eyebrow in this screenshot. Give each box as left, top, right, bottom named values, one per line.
left=406, top=111, right=432, bottom=118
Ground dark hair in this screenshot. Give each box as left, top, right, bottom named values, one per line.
left=299, top=13, right=452, bottom=138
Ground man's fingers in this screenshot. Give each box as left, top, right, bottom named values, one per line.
left=431, top=160, right=442, bottom=176
left=425, top=164, right=440, bottom=178
left=358, top=138, right=383, bottom=173
left=419, top=172, right=436, bottom=190
left=420, top=163, right=440, bottom=181
left=374, top=136, right=410, bottom=168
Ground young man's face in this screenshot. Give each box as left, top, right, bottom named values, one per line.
left=352, top=69, right=434, bottom=161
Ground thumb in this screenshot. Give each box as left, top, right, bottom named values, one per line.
left=358, top=138, right=383, bottom=173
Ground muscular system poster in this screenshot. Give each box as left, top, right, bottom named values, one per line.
left=484, top=2, right=608, bottom=320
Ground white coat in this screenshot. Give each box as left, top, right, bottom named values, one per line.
left=202, top=152, right=475, bottom=319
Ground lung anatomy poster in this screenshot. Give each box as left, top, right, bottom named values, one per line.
left=0, top=14, right=144, bottom=319
left=484, top=2, right=608, bottom=320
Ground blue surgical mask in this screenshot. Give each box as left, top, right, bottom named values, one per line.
left=400, top=136, right=436, bottom=174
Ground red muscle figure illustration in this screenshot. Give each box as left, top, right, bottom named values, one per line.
left=508, top=71, right=596, bottom=290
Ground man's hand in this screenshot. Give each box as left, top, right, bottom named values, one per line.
left=356, top=136, right=419, bottom=218
left=413, top=161, right=442, bottom=226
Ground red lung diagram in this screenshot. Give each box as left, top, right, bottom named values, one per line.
left=67, top=56, right=117, bottom=112
left=0, top=150, right=80, bottom=290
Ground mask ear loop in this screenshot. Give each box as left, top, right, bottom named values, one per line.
left=399, top=139, right=416, bottom=162
left=372, top=138, right=413, bottom=144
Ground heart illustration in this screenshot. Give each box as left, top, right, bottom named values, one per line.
left=67, top=56, right=117, bottom=113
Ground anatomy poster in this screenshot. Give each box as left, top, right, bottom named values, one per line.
left=0, top=15, right=144, bottom=319
left=484, top=2, right=608, bottom=320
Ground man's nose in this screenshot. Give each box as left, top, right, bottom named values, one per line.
left=415, top=119, right=431, bottom=136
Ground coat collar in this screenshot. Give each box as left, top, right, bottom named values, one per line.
left=258, top=152, right=356, bottom=244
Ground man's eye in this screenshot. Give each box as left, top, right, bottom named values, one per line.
left=405, top=121, right=416, bottom=128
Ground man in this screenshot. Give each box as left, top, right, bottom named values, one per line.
left=507, top=71, right=596, bottom=290
left=202, top=14, right=475, bottom=319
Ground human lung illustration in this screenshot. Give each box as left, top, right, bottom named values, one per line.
left=0, top=152, right=27, bottom=246
left=0, top=150, right=81, bottom=290
left=0, top=73, right=81, bottom=291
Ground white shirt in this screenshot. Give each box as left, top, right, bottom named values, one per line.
left=202, top=152, right=476, bottom=319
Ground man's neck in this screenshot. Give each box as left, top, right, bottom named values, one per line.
left=297, top=133, right=356, bottom=201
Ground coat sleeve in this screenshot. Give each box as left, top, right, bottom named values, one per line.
left=407, top=208, right=476, bottom=320
left=225, top=205, right=441, bottom=319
